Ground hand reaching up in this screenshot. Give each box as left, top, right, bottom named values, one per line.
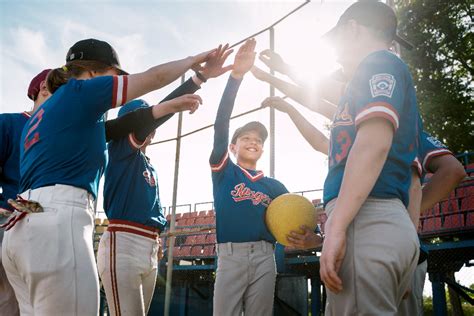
left=231, top=39, right=257, bottom=79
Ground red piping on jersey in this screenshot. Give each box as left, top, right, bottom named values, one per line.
left=22, top=111, right=31, bottom=119
left=211, top=152, right=229, bottom=172
left=237, top=164, right=264, bottom=182
left=127, top=133, right=145, bottom=150
left=355, top=101, right=399, bottom=130
left=112, top=76, right=118, bottom=108
left=423, top=149, right=452, bottom=173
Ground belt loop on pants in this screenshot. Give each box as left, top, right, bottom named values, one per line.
left=226, top=242, right=232, bottom=255
left=261, top=240, right=267, bottom=253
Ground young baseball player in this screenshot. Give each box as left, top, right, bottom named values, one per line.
left=1, top=38, right=214, bottom=315
left=98, top=45, right=233, bottom=316
left=399, top=131, right=466, bottom=316
left=0, top=69, right=51, bottom=316
left=210, top=39, right=289, bottom=316
left=318, top=2, right=422, bottom=314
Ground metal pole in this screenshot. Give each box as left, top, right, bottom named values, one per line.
left=164, top=75, right=185, bottom=316
left=269, top=27, right=276, bottom=178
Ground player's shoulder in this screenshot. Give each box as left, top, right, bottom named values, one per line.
left=421, top=130, right=447, bottom=149
left=359, top=50, right=409, bottom=76
left=0, top=112, right=30, bottom=125
left=263, top=176, right=287, bottom=190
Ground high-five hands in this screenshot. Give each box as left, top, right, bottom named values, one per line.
left=231, top=39, right=257, bottom=79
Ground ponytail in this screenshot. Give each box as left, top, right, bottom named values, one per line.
left=46, top=60, right=113, bottom=94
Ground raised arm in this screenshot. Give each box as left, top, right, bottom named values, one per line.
left=106, top=45, right=234, bottom=142
left=210, top=39, right=256, bottom=164
left=251, top=66, right=340, bottom=119
left=261, top=97, right=329, bottom=154
left=124, top=49, right=214, bottom=103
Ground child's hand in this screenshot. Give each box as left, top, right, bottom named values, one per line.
left=157, top=94, right=202, bottom=116
left=231, top=39, right=257, bottom=79
left=261, top=96, right=292, bottom=114
left=286, top=225, right=323, bottom=250
left=200, top=44, right=234, bottom=80
left=259, top=49, right=289, bottom=74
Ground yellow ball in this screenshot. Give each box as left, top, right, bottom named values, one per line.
left=265, top=194, right=317, bottom=246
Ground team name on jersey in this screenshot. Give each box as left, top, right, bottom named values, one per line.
left=230, top=183, right=272, bottom=207
left=143, top=170, right=156, bottom=187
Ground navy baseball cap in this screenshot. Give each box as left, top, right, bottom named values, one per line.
left=231, top=121, right=268, bottom=144
left=66, top=38, right=128, bottom=75
left=118, top=99, right=149, bottom=117
left=324, top=1, right=413, bottom=50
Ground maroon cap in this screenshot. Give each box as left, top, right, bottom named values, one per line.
left=27, top=69, right=51, bottom=101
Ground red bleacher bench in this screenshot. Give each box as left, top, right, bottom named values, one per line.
left=191, top=246, right=203, bottom=257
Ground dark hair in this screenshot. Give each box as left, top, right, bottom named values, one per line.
left=46, top=60, right=112, bottom=94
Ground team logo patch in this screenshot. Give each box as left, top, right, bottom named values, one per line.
left=427, top=136, right=447, bottom=149
left=370, top=73, right=396, bottom=98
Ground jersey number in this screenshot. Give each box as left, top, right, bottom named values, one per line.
left=24, top=108, right=44, bottom=152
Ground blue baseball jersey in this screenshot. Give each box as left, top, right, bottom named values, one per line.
left=210, top=76, right=288, bottom=243
left=0, top=112, right=31, bottom=210
left=324, top=50, right=419, bottom=207
left=413, top=130, right=452, bottom=178
left=20, top=76, right=128, bottom=199
left=103, top=128, right=166, bottom=231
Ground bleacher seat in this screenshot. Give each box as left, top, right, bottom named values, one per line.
left=177, top=246, right=191, bottom=258
left=191, top=246, right=203, bottom=257
left=184, top=235, right=197, bottom=245
left=166, top=213, right=182, bottom=222
left=443, top=213, right=464, bottom=230
left=194, top=217, right=207, bottom=225
left=203, top=245, right=215, bottom=257
left=182, top=212, right=192, bottom=219
left=203, top=217, right=215, bottom=225
left=206, top=234, right=216, bottom=244
left=184, top=218, right=195, bottom=226
left=440, top=199, right=459, bottom=213
left=195, top=234, right=207, bottom=244
left=422, top=217, right=442, bottom=232
left=176, top=218, right=187, bottom=226
left=208, top=210, right=215, bottom=217
left=461, top=196, right=474, bottom=211
left=198, top=211, right=207, bottom=217
left=466, top=212, right=474, bottom=227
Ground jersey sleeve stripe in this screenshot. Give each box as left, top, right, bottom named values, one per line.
left=412, top=157, right=422, bottom=177
left=112, top=76, right=128, bottom=108
left=422, top=149, right=453, bottom=173
left=112, top=76, right=118, bottom=108
left=210, top=151, right=229, bottom=172
left=355, top=102, right=399, bottom=130
left=128, top=133, right=145, bottom=149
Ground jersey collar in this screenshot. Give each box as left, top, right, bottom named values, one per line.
left=237, top=164, right=264, bottom=182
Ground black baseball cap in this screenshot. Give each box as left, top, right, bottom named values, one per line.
left=231, top=121, right=268, bottom=144
left=66, top=38, right=128, bottom=75
left=324, top=1, right=413, bottom=50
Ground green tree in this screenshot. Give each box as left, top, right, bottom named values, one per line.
left=396, top=0, right=473, bottom=153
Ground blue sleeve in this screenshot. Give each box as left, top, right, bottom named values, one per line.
left=108, top=136, right=140, bottom=162
left=420, top=131, right=452, bottom=173
left=209, top=75, right=242, bottom=172
left=78, top=75, right=128, bottom=119
left=274, top=180, right=289, bottom=197
left=351, top=55, right=406, bottom=131
left=0, top=116, right=10, bottom=171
